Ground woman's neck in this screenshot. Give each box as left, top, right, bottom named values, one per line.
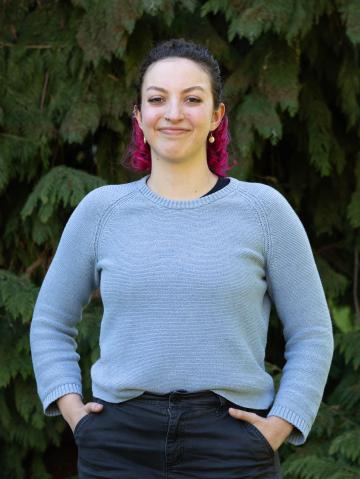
left=146, top=172, right=219, bottom=201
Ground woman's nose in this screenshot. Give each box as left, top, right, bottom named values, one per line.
left=165, top=102, right=184, bottom=120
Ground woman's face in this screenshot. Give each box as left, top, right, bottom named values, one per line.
left=135, top=57, right=225, bottom=164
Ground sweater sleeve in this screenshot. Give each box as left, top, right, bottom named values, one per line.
left=30, top=189, right=102, bottom=416
left=260, top=185, right=334, bottom=446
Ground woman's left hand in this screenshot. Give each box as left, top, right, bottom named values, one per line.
left=228, top=408, right=294, bottom=452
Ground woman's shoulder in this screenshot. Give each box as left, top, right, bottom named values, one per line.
left=67, top=178, right=142, bottom=228
left=77, top=178, right=142, bottom=211
left=230, top=178, right=292, bottom=212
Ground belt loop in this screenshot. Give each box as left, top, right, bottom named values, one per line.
left=168, top=390, right=177, bottom=409
left=216, top=393, right=226, bottom=416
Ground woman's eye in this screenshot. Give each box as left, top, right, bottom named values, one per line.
left=148, top=97, right=201, bottom=103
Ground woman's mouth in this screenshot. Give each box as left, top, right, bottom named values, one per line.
left=159, top=129, right=190, bottom=135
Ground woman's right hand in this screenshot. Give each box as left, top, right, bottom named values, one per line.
left=56, top=393, right=104, bottom=433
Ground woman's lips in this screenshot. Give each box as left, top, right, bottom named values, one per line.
left=159, top=129, right=190, bottom=135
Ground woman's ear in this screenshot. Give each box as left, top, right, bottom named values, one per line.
left=211, top=102, right=225, bottom=130
left=133, top=105, right=143, bottom=130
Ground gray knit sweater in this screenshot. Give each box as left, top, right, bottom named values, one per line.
left=30, top=174, right=334, bottom=446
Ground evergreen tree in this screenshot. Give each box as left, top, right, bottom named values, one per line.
left=0, top=0, right=359, bottom=477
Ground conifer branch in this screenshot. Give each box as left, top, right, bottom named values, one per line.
left=0, top=133, right=37, bottom=142
left=25, top=257, right=45, bottom=278
left=107, top=74, right=120, bottom=82
left=354, top=243, right=360, bottom=325
left=0, top=42, right=67, bottom=49
left=40, top=71, right=49, bottom=112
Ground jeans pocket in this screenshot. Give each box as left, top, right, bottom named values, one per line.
left=243, top=422, right=275, bottom=456
left=73, top=413, right=93, bottom=437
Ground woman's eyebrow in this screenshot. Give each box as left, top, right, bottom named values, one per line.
left=146, top=86, right=205, bottom=93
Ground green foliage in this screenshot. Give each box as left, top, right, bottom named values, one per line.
left=337, top=0, right=360, bottom=45
left=348, top=155, right=360, bottom=228
left=0, top=267, right=102, bottom=478
left=0, top=0, right=359, bottom=477
left=21, top=166, right=106, bottom=222
left=336, top=330, right=360, bottom=370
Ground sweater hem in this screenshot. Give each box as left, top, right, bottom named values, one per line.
left=267, top=404, right=311, bottom=446
left=43, top=383, right=83, bottom=416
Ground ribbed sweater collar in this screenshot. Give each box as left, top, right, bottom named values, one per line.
left=137, top=174, right=237, bottom=209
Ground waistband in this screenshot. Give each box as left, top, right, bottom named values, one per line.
left=93, top=390, right=271, bottom=417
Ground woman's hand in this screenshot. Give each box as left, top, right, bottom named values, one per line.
left=57, top=393, right=104, bottom=433
left=228, top=408, right=294, bottom=452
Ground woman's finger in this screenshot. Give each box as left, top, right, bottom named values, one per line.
left=228, top=408, right=261, bottom=424
left=84, top=402, right=104, bottom=413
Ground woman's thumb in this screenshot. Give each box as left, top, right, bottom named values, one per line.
left=228, top=408, right=257, bottom=424
left=85, top=402, right=104, bottom=413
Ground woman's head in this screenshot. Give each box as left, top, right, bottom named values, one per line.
left=121, top=38, right=234, bottom=176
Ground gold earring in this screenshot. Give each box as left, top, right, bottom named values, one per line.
left=208, top=132, right=215, bottom=143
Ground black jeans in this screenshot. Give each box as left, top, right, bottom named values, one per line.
left=73, top=389, right=283, bottom=479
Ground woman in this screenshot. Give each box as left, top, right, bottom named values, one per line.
left=30, top=38, right=334, bottom=479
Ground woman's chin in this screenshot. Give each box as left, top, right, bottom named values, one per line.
left=152, top=149, right=193, bottom=162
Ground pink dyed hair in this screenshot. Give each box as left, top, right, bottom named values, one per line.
left=121, top=113, right=236, bottom=177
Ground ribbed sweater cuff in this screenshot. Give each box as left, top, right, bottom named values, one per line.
left=267, top=404, right=311, bottom=446
left=43, top=383, right=83, bottom=416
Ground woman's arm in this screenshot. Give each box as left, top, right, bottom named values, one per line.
left=259, top=185, right=335, bottom=446
left=30, top=188, right=103, bottom=416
